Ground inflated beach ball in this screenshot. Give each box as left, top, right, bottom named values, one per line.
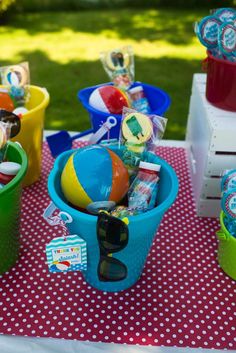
left=89, top=85, right=130, bottom=114
left=61, top=145, right=129, bottom=209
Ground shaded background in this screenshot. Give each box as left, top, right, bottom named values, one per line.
left=0, top=0, right=235, bottom=139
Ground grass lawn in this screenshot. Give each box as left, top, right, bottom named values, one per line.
left=0, top=8, right=207, bottom=140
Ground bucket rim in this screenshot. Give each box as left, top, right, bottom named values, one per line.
left=0, top=85, right=50, bottom=121
left=78, top=81, right=171, bottom=117
left=0, top=141, right=28, bottom=196
left=48, top=147, right=178, bottom=224
left=207, top=50, right=236, bottom=67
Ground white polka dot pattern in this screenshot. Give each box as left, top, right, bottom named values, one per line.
left=0, top=142, right=235, bottom=350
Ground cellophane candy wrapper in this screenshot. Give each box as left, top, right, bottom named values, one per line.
left=0, top=121, right=11, bottom=162
left=100, top=46, right=134, bottom=91
left=119, top=107, right=167, bottom=176
left=0, top=62, right=30, bottom=109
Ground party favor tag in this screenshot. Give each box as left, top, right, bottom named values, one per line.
left=46, top=235, right=87, bottom=273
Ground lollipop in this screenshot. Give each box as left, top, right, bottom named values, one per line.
left=0, top=123, right=8, bottom=149
left=195, top=15, right=221, bottom=49
left=0, top=62, right=30, bottom=108
left=218, top=23, right=236, bottom=58
left=122, top=112, right=153, bottom=144
left=100, top=46, right=134, bottom=90
left=0, top=121, right=10, bottom=162
left=3, top=64, right=29, bottom=87
left=214, top=8, right=236, bottom=23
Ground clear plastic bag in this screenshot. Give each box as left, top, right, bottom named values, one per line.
left=119, top=107, right=167, bottom=175
left=100, top=46, right=134, bottom=90
left=0, top=62, right=30, bottom=110
left=0, top=121, right=11, bottom=162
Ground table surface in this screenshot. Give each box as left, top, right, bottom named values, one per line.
left=0, top=131, right=231, bottom=353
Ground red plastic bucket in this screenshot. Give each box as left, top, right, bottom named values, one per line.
left=204, top=50, right=236, bottom=112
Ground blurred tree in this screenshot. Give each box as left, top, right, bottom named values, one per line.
left=12, top=0, right=236, bottom=12
left=0, top=0, right=16, bottom=12
left=125, top=0, right=235, bottom=8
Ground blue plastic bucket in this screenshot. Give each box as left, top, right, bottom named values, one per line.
left=48, top=147, right=178, bottom=292
left=78, top=82, right=171, bottom=140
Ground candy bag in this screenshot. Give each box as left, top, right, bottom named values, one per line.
left=147, top=113, right=167, bottom=151
left=100, top=46, right=134, bottom=90
left=0, top=62, right=30, bottom=109
left=0, top=121, right=11, bottom=162
left=119, top=107, right=167, bottom=175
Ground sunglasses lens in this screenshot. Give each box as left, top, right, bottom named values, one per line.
left=98, top=256, right=127, bottom=282
left=97, top=213, right=128, bottom=252
left=0, top=109, right=21, bottom=138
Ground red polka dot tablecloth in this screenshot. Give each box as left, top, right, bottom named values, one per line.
left=0, top=141, right=236, bottom=350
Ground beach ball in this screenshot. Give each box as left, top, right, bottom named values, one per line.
left=61, top=145, right=129, bottom=209
left=89, top=85, right=130, bottom=114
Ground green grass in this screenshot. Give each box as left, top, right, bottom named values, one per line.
left=0, top=8, right=207, bottom=139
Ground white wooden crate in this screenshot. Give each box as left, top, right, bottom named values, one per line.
left=186, top=74, right=236, bottom=218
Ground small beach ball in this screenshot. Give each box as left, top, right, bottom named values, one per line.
left=89, top=85, right=130, bottom=114
left=61, top=145, right=129, bottom=209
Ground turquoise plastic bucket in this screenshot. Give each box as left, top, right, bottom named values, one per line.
left=78, top=82, right=171, bottom=140
left=48, top=147, right=178, bottom=292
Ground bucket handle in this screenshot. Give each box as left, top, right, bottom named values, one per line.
left=216, top=229, right=228, bottom=241
left=43, top=202, right=73, bottom=226
left=202, top=57, right=209, bottom=72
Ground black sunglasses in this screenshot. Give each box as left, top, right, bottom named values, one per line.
left=0, top=109, right=21, bottom=138
left=97, top=212, right=129, bottom=282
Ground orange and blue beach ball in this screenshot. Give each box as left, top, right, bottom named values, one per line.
left=61, top=145, right=129, bottom=210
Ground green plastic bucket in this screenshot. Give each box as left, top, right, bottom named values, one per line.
left=0, top=142, right=28, bottom=274
left=216, top=211, right=236, bottom=280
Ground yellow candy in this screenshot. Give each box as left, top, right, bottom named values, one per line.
left=125, top=142, right=145, bottom=154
